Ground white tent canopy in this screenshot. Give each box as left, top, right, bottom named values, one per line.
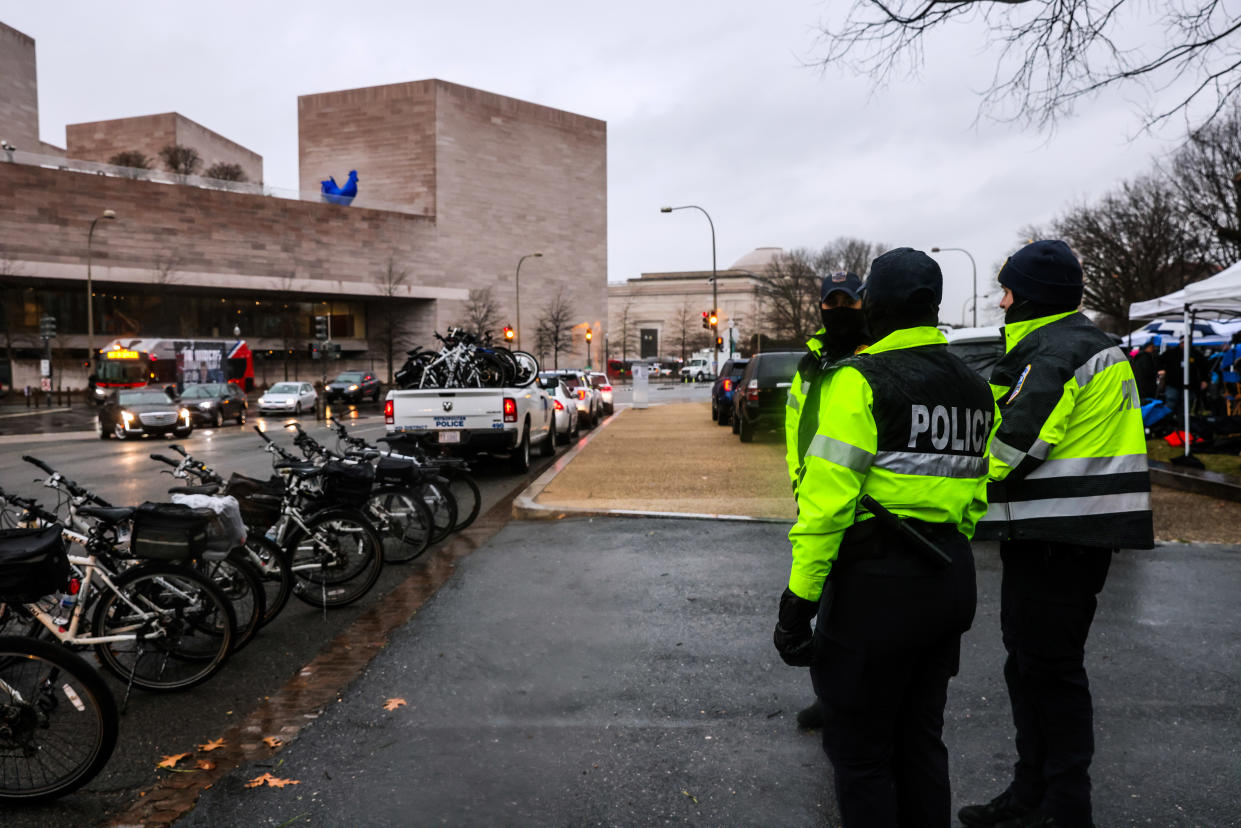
left=1129, top=259, right=1241, bottom=320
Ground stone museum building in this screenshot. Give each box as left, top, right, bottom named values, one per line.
left=0, top=20, right=607, bottom=391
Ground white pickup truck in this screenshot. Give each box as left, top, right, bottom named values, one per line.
left=384, top=386, right=556, bottom=472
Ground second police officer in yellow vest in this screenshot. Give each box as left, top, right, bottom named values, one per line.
left=774, top=248, right=998, bottom=827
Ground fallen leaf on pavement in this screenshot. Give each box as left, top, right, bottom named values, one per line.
left=263, top=736, right=283, bottom=748
left=198, top=738, right=225, bottom=752
left=246, top=772, right=300, bottom=789
left=157, top=753, right=190, bottom=769
left=196, top=759, right=216, bottom=771
left=383, top=698, right=407, bottom=711
left=681, top=789, right=699, bottom=804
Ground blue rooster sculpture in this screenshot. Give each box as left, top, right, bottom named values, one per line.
left=320, top=170, right=359, bottom=205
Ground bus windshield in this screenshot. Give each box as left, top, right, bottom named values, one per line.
left=98, top=360, right=147, bottom=384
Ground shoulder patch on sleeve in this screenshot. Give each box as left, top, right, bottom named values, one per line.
left=1006, top=363, right=1032, bottom=404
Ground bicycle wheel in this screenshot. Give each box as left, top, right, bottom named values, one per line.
left=0, top=635, right=118, bottom=804
left=195, top=551, right=265, bottom=652
left=421, top=478, right=458, bottom=544
left=240, top=535, right=293, bottom=626
left=366, top=489, right=434, bottom=564
left=91, top=564, right=235, bottom=692
left=510, top=350, right=539, bottom=387
left=442, top=468, right=482, bottom=532
left=285, top=508, right=384, bottom=608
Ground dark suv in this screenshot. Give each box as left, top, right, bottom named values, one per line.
left=324, top=371, right=381, bottom=404
left=731, top=350, right=802, bottom=443
left=710, top=358, right=749, bottom=427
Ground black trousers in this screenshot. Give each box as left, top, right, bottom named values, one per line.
left=1000, top=541, right=1112, bottom=828
left=810, top=530, right=976, bottom=828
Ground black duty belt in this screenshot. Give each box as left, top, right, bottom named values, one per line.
left=836, top=513, right=963, bottom=571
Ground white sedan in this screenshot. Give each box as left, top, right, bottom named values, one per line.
left=536, top=374, right=580, bottom=444
left=257, top=381, right=317, bottom=415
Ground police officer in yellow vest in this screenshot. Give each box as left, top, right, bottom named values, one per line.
left=784, top=271, right=867, bottom=494
left=774, top=248, right=996, bottom=827
left=960, top=240, right=1153, bottom=828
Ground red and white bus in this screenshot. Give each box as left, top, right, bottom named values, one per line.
left=95, top=339, right=255, bottom=394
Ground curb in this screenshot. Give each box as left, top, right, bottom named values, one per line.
left=512, top=407, right=791, bottom=525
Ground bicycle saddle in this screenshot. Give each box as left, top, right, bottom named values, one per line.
left=167, top=483, right=222, bottom=496
left=274, top=461, right=320, bottom=478
left=77, top=505, right=136, bottom=524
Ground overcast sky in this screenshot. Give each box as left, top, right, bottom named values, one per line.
left=2, top=1, right=1192, bottom=327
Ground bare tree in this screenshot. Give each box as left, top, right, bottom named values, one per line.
left=460, top=287, right=501, bottom=338
left=370, top=259, right=414, bottom=385
left=614, top=298, right=639, bottom=363
left=1049, top=176, right=1218, bottom=331
left=108, top=150, right=151, bottom=179
left=819, top=237, right=887, bottom=276
left=814, top=1, right=1241, bottom=132
left=535, top=290, right=575, bottom=369
left=1167, top=103, right=1241, bottom=265
left=204, top=162, right=247, bottom=182
left=159, top=144, right=202, bottom=177
left=672, top=300, right=698, bottom=362
left=755, top=248, right=821, bottom=347
left=152, top=253, right=181, bottom=287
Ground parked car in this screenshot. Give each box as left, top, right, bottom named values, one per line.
left=180, top=382, right=248, bottom=427
left=537, top=373, right=581, bottom=444
left=324, top=370, right=382, bottom=404
left=258, top=381, right=317, bottom=415
left=732, top=351, right=802, bottom=443
left=944, top=326, right=1004, bottom=378
left=711, top=358, right=749, bottom=427
left=96, top=388, right=193, bottom=440
left=544, top=369, right=603, bottom=428
left=586, top=371, right=614, bottom=415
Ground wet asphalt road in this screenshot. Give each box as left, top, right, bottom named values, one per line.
left=0, top=403, right=562, bottom=827
left=176, top=518, right=1241, bottom=827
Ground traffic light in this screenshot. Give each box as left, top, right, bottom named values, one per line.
left=585, top=328, right=592, bottom=342
left=702, top=311, right=711, bottom=330
left=715, top=336, right=724, bottom=348
left=708, top=310, right=719, bottom=329
left=314, top=315, right=329, bottom=341
left=503, top=326, right=515, bottom=342
left=39, top=314, right=56, bottom=339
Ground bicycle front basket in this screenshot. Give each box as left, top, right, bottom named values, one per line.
left=0, top=524, right=70, bottom=601
left=129, top=502, right=212, bottom=562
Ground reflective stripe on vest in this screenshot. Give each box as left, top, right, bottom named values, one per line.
left=872, top=450, right=989, bottom=479
left=787, top=391, right=800, bottom=411
left=1074, top=347, right=1127, bottom=387
left=1025, top=453, right=1147, bottom=480
left=983, top=490, right=1151, bottom=522
left=991, top=436, right=1052, bottom=469
left=806, top=434, right=874, bottom=473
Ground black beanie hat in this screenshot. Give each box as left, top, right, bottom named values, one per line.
left=861, top=248, right=942, bottom=339
left=998, top=240, right=1083, bottom=308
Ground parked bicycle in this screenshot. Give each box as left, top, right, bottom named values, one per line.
left=395, top=327, right=538, bottom=389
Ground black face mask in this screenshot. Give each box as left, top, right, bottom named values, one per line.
left=820, top=306, right=869, bottom=359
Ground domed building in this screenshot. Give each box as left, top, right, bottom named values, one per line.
left=606, top=247, right=782, bottom=367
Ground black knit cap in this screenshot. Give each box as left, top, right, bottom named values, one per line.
left=820, top=271, right=863, bottom=303
left=998, top=240, right=1083, bottom=307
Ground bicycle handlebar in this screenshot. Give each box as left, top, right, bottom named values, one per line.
left=21, top=455, right=54, bottom=475
left=253, top=425, right=272, bottom=443
left=168, top=444, right=190, bottom=457
left=149, top=453, right=180, bottom=468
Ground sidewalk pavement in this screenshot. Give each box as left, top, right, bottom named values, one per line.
left=173, top=402, right=1240, bottom=826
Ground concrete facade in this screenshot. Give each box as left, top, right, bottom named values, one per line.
left=0, top=22, right=607, bottom=391
left=66, top=112, right=263, bottom=183
left=607, top=248, right=780, bottom=362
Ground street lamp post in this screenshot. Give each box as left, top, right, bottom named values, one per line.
left=86, top=209, right=117, bottom=374
left=660, top=205, right=718, bottom=376
left=931, top=246, right=977, bottom=327
left=514, top=252, right=543, bottom=351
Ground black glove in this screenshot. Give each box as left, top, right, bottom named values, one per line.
left=773, top=587, right=819, bottom=667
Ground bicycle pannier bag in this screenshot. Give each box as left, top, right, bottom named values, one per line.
left=0, top=525, right=71, bottom=601
left=319, top=460, right=374, bottom=509
left=224, top=472, right=284, bottom=529
left=129, top=502, right=212, bottom=561
left=376, top=456, right=417, bottom=486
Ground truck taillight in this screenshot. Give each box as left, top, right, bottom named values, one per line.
left=384, top=399, right=394, bottom=424
left=503, top=397, right=518, bottom=423
left=746, top=379, right=759, bottom=402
